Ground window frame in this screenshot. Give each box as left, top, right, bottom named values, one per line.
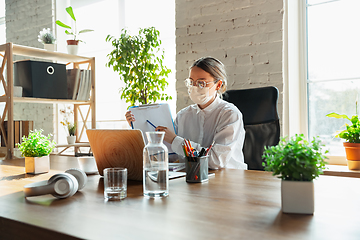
left=284, top=0, right=346, bottom=165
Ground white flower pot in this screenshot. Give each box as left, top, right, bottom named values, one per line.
left=44, top=44, right=55, bottom=51
left=67, top=45, right=79, bottom=55
left=67, top=136, right=76, bottom=145
left=25, top=156, right=50, bottom=175
left=281, top=180, right=314, bottom=214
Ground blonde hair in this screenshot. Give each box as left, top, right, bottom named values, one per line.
left=190, top=56, right=227, bottom=95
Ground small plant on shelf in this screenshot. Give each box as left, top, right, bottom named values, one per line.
left=326, top=101, right=360, bottom=143
left=38, top=28, right=56, bottom=44
left=17, top=129, right=56, bottom=157
left=326, top=101, right=360, bottom=169
left=56, top=6, right=94, bottom=43
left=60, top=106, right=76, bottom=136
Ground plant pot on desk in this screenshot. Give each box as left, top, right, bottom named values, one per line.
left=67, top=40, right=79, bottom=55
left=25, top=156, right=50, bottom=174
left=344, top=142, right=360, bottom=170
left=281, top=180, right=314, bottom=214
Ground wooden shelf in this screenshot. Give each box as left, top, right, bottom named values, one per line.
left=0, top=42, right=96, bottom=160
left=0, top=96, right=91, bottom=104
left=0, top=44, right=91, bottom=63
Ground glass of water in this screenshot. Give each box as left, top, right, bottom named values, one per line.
left=104, top=168, right=127, bottom=200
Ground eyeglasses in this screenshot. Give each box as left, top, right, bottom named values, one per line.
left=184, top=79, right=217, bottom=89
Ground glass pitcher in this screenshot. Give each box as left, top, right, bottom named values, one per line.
left=143, top=131, right=169, bottom=198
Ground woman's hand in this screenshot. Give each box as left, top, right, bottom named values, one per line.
left=155, top=126, right=177, bottom=144
left=125, top=111, right=135, bottom=127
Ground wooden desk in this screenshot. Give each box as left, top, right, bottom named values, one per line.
left=0, top=156, right=360, bottom=239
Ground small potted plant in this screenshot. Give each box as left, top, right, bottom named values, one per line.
left=38, top=28, right=56, bottom=51
left=56, top=6, right=94, bottom=55
left=17, top=129, right=56, bottom=175
left=262, top=134, right=328, bottom=214
left=326, top=102, right=360, bottom=170
left=60, top=106, right=77, bottom=144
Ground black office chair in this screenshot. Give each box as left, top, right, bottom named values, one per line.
left=223, top=86, right=280, bottom=170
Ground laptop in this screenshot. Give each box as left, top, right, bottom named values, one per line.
left=86, top=129, right=185, bottom=181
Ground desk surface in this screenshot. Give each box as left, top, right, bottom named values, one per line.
left=1, top=156, right=360, bottom=240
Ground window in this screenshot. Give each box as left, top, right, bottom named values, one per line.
left=306, top=0, right=360, bottom=156
left=56, top=0, right=176, bottom=142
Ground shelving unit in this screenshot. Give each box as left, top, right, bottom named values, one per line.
left=0, top=42, right=96, bottom=160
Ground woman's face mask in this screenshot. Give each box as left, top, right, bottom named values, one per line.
left=188, top=84, right=217, bottom=105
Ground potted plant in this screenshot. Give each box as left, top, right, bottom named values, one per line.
left=262, top=134, right=328, bottom=214
left=56, top=6, right=94, bottom=55
left=38, top=28, right=56, bottom=51
left=60, top=106, right=77, bottom=144
left=326, top=102, right=360, bottom=170
left=106, top=27, right=172, bottom=108
left=17, top=129, right=56, bottom=175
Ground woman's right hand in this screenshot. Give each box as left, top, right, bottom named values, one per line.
left=125, top=111, right=135, bottom=127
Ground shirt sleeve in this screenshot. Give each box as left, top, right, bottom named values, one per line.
left=206, top=108, right=245, bottom=169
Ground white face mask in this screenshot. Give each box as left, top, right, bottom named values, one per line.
left=188, top=84, right=216, bottom=105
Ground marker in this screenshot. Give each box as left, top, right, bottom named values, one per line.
left=198, top=148, right=206, bottom=157
left=146, top=120, right=157, bottom=129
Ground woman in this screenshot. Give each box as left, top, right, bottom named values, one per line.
left=126, top=56, right=247, bottom=169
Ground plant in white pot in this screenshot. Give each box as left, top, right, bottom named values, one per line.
left=38, top=28, right=56, bottom=51
left=17, top=129, right=56, bottom=175
left=60, top=106, right=77, bottom=144
left=262, top=134, right=328, bottom=214
left=56, top=6, right=93, bottom=55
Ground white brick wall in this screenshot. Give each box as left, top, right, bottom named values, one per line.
left=5, top=0, right=55, bottom=136
left=176, top=0, right=284, bottom=124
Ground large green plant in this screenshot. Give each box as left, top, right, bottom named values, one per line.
left=326, top=102, right=360, bottom=143
left=17, top=129, right=56, bottom=157
left=262, top=134, right=328, bottom=181
left=105, top=27, right=172, bottom=108
left=56, top=6, right=93, bottom=42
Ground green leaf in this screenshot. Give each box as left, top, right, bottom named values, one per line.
left=56, top=20, right=71, bottom=29
left=66, top=6, right=76, bottom=22
left=79, top=29, right=94, bottom=34
left=326, top=112, right=351, bottom=121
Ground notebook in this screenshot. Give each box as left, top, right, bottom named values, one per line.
left=86, top=129, right=185, bottom=181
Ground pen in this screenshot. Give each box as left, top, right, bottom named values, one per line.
left=146, top=120, right=157, bottom=129
left=205, top=141, right=215, bottom=156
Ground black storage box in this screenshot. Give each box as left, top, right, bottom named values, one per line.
left=14, top=60, right=68, bottom=99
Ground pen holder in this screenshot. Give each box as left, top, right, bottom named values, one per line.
left=185, top=156, right=209, bottom=183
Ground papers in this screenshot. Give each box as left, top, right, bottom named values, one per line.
left=169, top=163, right=185, bottom=172
left=129, top=103, right=176, bottom=154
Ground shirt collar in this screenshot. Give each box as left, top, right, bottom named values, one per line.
left=195, top=96, right=221, bottom=114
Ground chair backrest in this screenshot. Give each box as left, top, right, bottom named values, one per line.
left=223, top=86, right=280, bottom=170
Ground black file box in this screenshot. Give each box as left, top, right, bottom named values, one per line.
left=14, top=60, right=68, bottom=99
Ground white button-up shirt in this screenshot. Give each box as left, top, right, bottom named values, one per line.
left=171, top=96, right=247, bottom=169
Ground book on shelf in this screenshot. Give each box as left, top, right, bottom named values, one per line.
left=76, top=69, right=92, bottom=101
left=66, top=69, right=92, bottom=101
left=66, top=69, right=81, bottom=100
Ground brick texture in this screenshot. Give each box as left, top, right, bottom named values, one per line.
left=176, top=0, right=284, bottom=124
left=5, top=0, right=55, bottom=136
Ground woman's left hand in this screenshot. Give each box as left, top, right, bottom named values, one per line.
left=155, top=126, right=177, bottom=144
